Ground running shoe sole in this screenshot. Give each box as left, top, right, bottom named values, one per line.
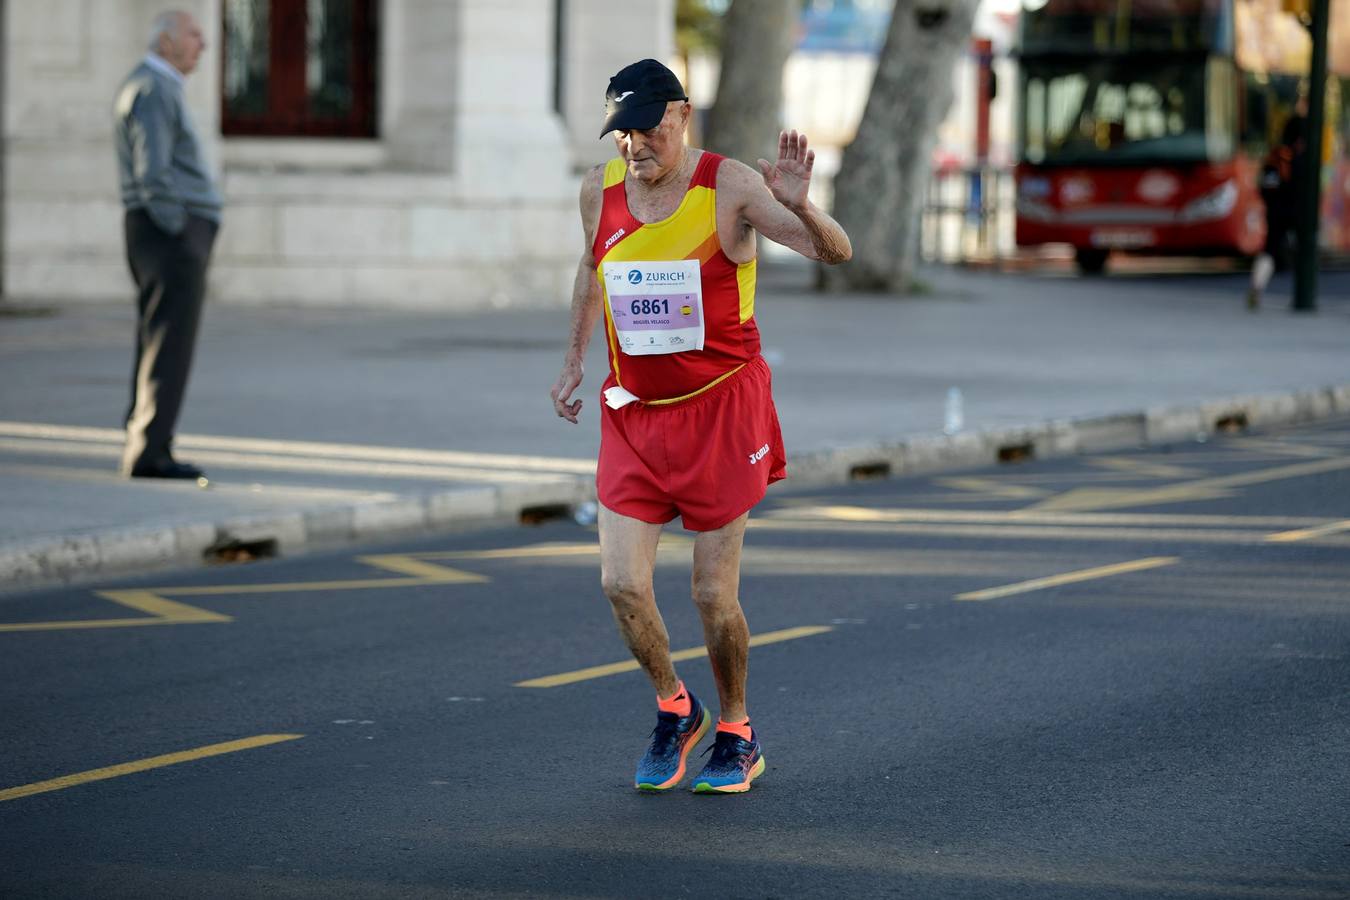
left=691, top=754, right=766, bottom=794
left=635, top=706, right=711, bottom=792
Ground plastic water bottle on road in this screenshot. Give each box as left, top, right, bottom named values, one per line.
left=944, top=387, right=964, bottom=435
left=573, top=501, right=599, bottom=526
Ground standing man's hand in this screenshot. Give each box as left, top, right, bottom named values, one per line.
left=551, top=359, right=584, bottom=424
left=757, top=130, right=815, bottom=212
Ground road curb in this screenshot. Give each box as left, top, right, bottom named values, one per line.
left=1, top=478, right=592, bottom=592
left=3, top=384, right=1348, bottom=591
left=787, top=384, right=1350, bottom=485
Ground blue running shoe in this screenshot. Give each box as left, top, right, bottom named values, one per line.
left=691, top=728, right=765, bottom=794
left=635, top=691, right=711, bottom=791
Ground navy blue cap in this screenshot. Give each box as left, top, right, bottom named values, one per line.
left=599, top=59, right=688, bottom=139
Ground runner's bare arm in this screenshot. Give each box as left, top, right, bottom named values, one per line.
left=551, top=166, right=606, bottom=424
left=720, top=130, right=851, bottom=264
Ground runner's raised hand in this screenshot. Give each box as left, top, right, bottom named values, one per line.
left=757, top=130, right=814, bottom=211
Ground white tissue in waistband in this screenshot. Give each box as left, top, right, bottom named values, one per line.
left=603, top=385, right=641, bottom=409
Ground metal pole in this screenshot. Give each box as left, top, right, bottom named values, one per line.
left=1292, top=0, right=1330, bottom=312
left=0, top=0, right=7, bottom=299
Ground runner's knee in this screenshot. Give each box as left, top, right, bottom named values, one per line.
left=601, top=571, right=652, bottom=609
left=690, top=575, right=738, bottom=618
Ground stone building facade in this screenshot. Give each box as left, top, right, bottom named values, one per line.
left=0, top=0, right=672, bottom=309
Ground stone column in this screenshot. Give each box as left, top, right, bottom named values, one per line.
left=380, top=0, right=457, bottom=171
left=561, top=0, right=676, bottom=170
left=450, top=0, right=573, bottom=200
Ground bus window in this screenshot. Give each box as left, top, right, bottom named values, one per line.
left=1021, top=0, right=1228, bottom=56
left=1020, top=59, right=1212, bottom=164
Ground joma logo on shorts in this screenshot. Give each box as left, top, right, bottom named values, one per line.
left=604, top=228, right=626, bottom=250
left=748, top=444, right=770, bottom=465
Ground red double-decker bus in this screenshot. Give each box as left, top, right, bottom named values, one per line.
left=1014, top=0, right=1350, bottom=273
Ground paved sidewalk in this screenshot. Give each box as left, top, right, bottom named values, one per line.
left=2, top=260, right=1348, bottom=588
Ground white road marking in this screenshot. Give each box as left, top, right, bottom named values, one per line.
left=0, top=421, right=595, bottom=474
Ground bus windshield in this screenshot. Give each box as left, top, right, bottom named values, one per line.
left=1021, top=57, right=1238, bottom=166
left=1020, top=0, right=1229, bottom=56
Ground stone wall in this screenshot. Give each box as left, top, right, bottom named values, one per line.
left=1, top=0, right=673, bottom=310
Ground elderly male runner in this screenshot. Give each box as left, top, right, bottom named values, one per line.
left=550, top=59, right=851, bottom=794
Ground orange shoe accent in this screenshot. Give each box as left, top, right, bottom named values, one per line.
left=716, top=718, right=752, bottom=742
left=657, top=681, right=692, bottom=717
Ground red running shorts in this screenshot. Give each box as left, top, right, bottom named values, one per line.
left=597, top=355, right=786, bottom=532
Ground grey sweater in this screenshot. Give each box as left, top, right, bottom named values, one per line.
left=113, top=59, right=223, bottom=235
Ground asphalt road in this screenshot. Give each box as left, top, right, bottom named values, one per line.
left=3, top=419, right=1349, bottom=899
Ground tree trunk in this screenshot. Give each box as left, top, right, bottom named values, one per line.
left=703, top=0, right=799, bottom=168
left=823, top=0, right=978, bottom=292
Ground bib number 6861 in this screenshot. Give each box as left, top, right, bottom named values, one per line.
left=629, top=299, right=669, bottom=316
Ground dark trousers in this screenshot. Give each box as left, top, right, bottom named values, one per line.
left=122, top=210, right=218, bottom=474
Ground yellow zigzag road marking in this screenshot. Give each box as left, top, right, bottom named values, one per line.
left=1266, top=519, right=1350, bottom=543
left=1231, top=437, right=1347, bottom=459
left=767, top=505, right=1328, bottom=529
left=0, top=556, right=484, bottom=633
left=0, top=590, right=233, bottom=633
left=515, top=626, right=834, bottom=688
left=1026, top=456, right=1350, bottom=513
left=1085, top=456, right=1204, bottom=479
left=414, top=536, right=692, bottom=563
left=749, top=518, right=1329, bottom=547
left=936, top=477, right=1050, bottom=500
left=0, top=734, right=304, bottom=802
left=955, top=557, right=1180, bottom=602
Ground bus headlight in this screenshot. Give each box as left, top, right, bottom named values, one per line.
left=1177, top=180, right=1238, bottom=224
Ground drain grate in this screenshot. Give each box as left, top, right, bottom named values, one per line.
left=849, top=462, right=891, bottom=480
left=205, top=537, right=278, bottom=564
left=519, top=504, right=571, bottom=526
left=997, top=442, right=1035, bottom=464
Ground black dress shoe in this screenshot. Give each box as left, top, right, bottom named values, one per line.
left=129, top=459, right=208, bottom=482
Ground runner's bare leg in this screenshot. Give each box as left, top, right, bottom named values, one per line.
left=598, top=503, right=679, bottom=697
left=690, top=512, right=751, bottom=722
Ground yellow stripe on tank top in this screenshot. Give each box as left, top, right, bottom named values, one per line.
left=643, top=363, right=746, bottom=406
left=602, top=188, right=717, bottom=263
left=598, top=274, right=623, bottom=386
left=737, top=257, right=757, bottom=324
left=596, top=159, right=628, bottom=383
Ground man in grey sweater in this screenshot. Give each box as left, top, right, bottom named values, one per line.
left=113, top=10, right=222, bottom=481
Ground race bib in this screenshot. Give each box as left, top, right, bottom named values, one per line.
left=602, top=259, right=704, bottom=356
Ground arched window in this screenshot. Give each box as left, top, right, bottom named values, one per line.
left=222, top=0, right=377, bottom=137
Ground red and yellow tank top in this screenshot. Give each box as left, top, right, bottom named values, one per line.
left=592, top=151, right=759, bottom=404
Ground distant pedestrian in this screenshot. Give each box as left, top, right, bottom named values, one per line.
left=1248, top=105, right=1307, bottom=310
left=113, top=10, right=221, bottom=480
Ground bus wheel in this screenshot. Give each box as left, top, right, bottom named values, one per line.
left=1075, top=248, right=1109, bottom=275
